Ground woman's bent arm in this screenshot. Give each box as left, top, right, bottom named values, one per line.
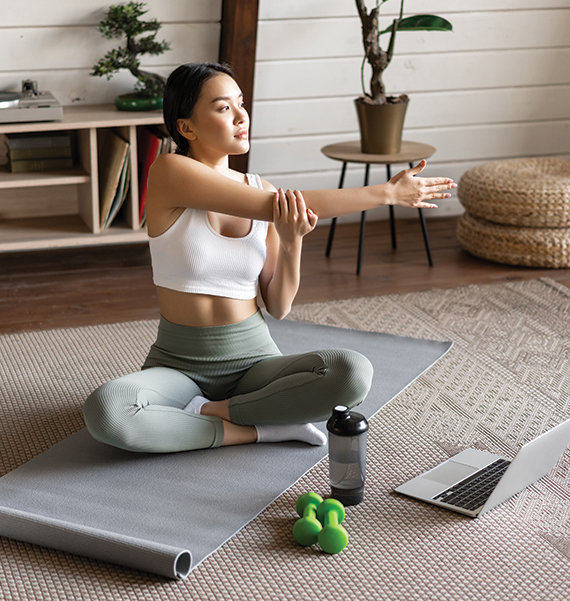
left=259, top=190, right=318, bottom=319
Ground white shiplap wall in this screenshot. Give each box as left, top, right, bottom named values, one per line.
left=249, top=0, right=570, bottom=222
left=0, top=0, right=220, bottom=106
left=2, top=0, right=568, bottom=223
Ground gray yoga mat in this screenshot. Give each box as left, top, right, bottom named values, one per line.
left=0, top=316, right=451, bottom=579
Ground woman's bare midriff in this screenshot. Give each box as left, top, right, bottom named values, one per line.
left=156, top=286, right=259, bottom=327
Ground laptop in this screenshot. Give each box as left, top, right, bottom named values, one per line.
left=395, top=417, right=570, bottom=517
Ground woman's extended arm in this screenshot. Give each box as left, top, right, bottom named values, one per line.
left=302, top=160, right=455, bottom=219
left=148, top=154, right=455, bottom=221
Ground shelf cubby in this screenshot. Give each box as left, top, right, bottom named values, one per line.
left=0, top=105, right=164, bottom=251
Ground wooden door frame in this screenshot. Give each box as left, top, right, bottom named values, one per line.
left=218, top=0, right=259, bottom=173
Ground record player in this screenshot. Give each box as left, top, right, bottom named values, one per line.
left=0, top=80, right=63, bottom=124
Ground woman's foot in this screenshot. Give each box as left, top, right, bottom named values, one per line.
left=188, top=397, right=326, bottom=446
left=183, top=395, right=209, bottom=414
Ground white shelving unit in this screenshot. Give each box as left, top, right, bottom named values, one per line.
left=0, top=104, right=164, bottom=252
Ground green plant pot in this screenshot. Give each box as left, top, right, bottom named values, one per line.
left=354, top=97, right=409, bottom=154
left=114, top=93, right=163, bottom=111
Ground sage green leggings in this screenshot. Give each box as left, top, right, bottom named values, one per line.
left=83, top=311, right=373, bottom=453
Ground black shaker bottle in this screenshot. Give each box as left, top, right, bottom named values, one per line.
left=326, top=405, right=369, bottom=506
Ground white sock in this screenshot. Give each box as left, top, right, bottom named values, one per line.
left=255, top=423, right=327, bottom=446
left=183, top=395, right=209, bottom=414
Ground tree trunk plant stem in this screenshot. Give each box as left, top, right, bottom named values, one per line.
left=355, top=0, right=452, bottom=105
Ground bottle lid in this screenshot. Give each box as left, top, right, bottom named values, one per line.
left=326, top=405, right=369, bottom=436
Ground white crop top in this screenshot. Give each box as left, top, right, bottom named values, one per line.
left=148, top=173, right=269, bottom=300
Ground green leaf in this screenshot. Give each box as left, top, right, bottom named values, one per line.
left=380, top=14, right=453, bottom=35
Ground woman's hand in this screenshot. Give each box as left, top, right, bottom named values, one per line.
left=273, top=188, right=318, bottom=250
left=386, top=160, right=457, bottom=209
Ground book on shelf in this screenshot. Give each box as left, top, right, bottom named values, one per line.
left=7, top=131, right=74, bottom=172
left=137, top=125, right=173, bottom=226
left=9, top=146, right=73, bottom=161
left=98, top=129, right=130, bottom=230
left=7, top=132, right=72, bottom=150
left=102, top=153, right=131, bottom=231
left=9, top=157, right=74, bottom=173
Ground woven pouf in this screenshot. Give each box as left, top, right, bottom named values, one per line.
left=457, top=158, right=570, bottom=267
left=457, top=212, right=570, bottom=268
left=458, top=158, right=570, bottom=227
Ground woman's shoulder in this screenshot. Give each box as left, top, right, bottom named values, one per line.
left=150, top=152, right=201, bottom=178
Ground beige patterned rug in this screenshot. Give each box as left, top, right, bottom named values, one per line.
left=1, top=278, right=568, bottom=601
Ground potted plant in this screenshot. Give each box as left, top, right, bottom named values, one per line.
left=355, top=0, right=452, bottom=153
left=91, top=1, right=171, bottom=111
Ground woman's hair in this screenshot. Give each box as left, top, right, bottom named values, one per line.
left=163, top=62, right=235, bottom=156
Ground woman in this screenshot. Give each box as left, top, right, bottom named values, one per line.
left=83, top=63, right=456, bottom=453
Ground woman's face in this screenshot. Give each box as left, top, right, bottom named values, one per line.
left=178, top=73, right=250, bottom=158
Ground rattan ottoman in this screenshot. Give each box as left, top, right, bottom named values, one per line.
left=457, top=158, right=570, bottom=267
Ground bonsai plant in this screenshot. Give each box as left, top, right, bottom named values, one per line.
left=91, top=1, right=171, bottom=111
left=354, top=0, right=452, bottom=153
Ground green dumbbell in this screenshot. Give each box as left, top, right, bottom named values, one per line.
left=316, top=498, right=348, bottom=554
left=293, top=492, right=324, bottom=546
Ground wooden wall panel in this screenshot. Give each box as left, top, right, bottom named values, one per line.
left=252, top=85, right=570, bottom=137
left=0, top=0, right=220, bottom=27
left=259, top=0, right=570, bottom=19
left=0, top=1, right=221, bottom=106
left=257, top=11, right=570, bottom=61
left=253, top=49, right=570, bottom=100
left=0, top=24, right=219, bottom=72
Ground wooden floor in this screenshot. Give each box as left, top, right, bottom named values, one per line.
left=1, top=216, right=568, bottom=334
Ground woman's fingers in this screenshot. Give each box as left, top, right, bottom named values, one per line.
left=276, top=189, right=317, bottom=235
left=283, top=189, right=312, bottom=223
left=276, top=188, right=289, bottom=219
left=285, top=189, right=299, bottom=218
left=424, top=188, right=452, bottom=199
left=292, top=189, right=306, bottom=215
left=275, top=189, right=317, bottom=233
left=416, top=177, right=457, bottom=187
left=417, top=178, right=456, bottom=203
left=419, top=178, right=456, bottom=190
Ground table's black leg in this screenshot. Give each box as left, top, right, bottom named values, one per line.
left=418, top=208, right=434, bottom=266
left=408, top=162, right=434, bottom=266
left=325, top=218, right=337, bottom=258
left=356, top=164, right=371, bottom=275
left=325, top=161, right=347, bottom=257
left=357, top=210, right=366, bottom=275
left=386, top=164, right=396, bottom=249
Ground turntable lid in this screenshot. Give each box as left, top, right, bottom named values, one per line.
left=0, top=92, right=21, bottom=109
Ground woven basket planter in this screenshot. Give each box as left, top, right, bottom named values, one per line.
left=458, top=158, right=570, bottom=227
left=457, top=212, right=570, bottom=268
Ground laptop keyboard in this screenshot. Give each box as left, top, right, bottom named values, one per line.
left=433, top=458, right=511, bottom=511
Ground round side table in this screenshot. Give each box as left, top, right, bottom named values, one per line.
left=321, top=140, right=436, bottom=275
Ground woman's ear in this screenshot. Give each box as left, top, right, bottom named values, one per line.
left=176, top=118, right=197, bottom=142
